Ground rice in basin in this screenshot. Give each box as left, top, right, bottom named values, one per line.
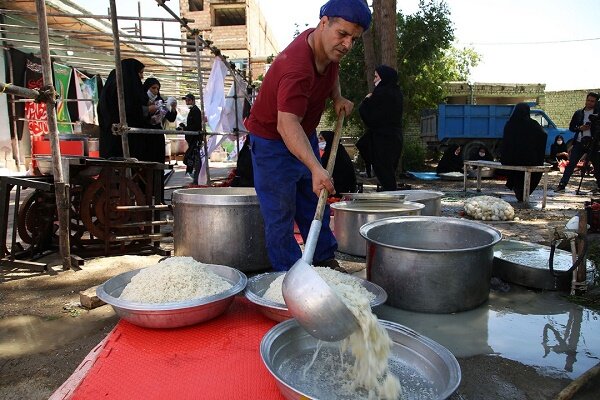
left=119, top=256, right=232, bottom=303
left=264, top=267, right=401, bottom=399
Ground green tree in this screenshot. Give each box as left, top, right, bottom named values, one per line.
left=330, top=0, right=480, bottom=133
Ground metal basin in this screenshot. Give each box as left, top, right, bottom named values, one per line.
left=493, top=239, right=584, bottom=290
left=96, top=263, right=247, bottom=328
left=261, top=319, right=461, bottom=400
left=385, top=190, right=444, bottom=216
left=360, top=216, right=501, bottom=313
left=172, top=187, right=270, bottom=272
left=245, top=272, right=387, bottom=322
left=331, top=200, right=424, bottom=257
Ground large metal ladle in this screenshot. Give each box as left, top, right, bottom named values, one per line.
left=282, top=113, right=360, bottom=342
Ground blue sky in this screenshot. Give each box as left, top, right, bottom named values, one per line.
left=74, top=0, right=600, bottom=91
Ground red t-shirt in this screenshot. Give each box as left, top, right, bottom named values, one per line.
left=244, top=29, right=339, bottom=140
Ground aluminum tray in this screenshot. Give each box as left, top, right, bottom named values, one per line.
left=493, top=239, right=581, bottom=290
left=261, top=319, right=461, bottom=400
left=245, top=272, right=387, bottom=322
left=97, top=263, right=247, bottom=328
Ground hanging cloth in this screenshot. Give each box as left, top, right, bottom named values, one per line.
left=197, top=58, right=227, bottom=184
left=203, top=57, right=227, bottom=132
left=74, top=68, right=97, bottom=125
left=221, top=76, right=248, bottom=135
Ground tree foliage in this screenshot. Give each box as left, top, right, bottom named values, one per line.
left=329, top=0, right=480, bottom=134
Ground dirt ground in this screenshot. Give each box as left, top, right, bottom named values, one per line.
left=1, top=167, right=600, bottom=400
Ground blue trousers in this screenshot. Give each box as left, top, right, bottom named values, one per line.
left=249, top=133, right=337, bottom=271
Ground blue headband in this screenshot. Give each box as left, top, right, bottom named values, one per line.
left=319, top=0, right=372, bottom=31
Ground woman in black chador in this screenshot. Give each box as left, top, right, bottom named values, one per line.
left=501, top=102, right=547, bottom=201
left=436, top=144, right=463, bottom=174
left=98, top=58, right=154, bottom=159
left=139, top=77, right=177, bottom=163
left=320, top=130, right=357, bottom=195
left=358, top=65, right=403, bottom=191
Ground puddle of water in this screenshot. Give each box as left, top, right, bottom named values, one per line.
left=374, top=285, right=600, bottom=379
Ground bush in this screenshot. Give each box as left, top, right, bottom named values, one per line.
left=402, top=136, right=426, bottom=171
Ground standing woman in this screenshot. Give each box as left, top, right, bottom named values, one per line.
left=138, top=77, right=177, bottom=163
left=98, top=58, right=155, bottom=159
left=358, top=65, right=403, bottom=191
left=501, top=102, right=547, bottom=201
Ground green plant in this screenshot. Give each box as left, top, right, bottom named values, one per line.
left=402, top=136, right=426, bottom=171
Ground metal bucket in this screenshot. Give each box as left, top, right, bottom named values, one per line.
left=172, top=187, right=270, bottom=272
left=386, top=190, right=444, bottom=216
left=360, top=216, right=502, bottom=313
left=331, top=200, right=424, bottom=257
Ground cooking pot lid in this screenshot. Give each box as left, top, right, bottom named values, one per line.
left=340, top=192, right=406, bottom=202
left=331, top=200, right=424, bottom=213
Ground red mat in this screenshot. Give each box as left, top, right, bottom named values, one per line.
left=69, top=298, right=283, bottom=400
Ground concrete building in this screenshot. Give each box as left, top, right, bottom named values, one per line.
left=179, top=0, right=278, bottom=82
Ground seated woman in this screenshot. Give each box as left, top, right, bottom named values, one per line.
left=436, top=144, right=463, bottom=174
left=500, top=102, right=547, bottom=201
left=470, top=145, right=494, bottom=161
left=548, top=135, right=569, bottom=171
left=320, top=130, right=357, bottom=196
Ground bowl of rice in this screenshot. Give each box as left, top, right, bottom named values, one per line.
left=96, top=256, right=247, bottom=329
left=261, top=319, right=461, bottom=400
left=244, top=268, right=387, bottom=322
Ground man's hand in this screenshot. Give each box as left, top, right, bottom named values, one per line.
left=333, top=96, right=353, bottom=117
left=311, top=165, right=335, bottom=197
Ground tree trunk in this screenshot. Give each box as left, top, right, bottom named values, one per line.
left=378, top=0, right=397, bottom=68
left=363, top=27, right=376, bottom=92
left=372, top=0, right=382, bottom=64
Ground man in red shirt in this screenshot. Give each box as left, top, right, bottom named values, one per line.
left=245, top=0, right=371, bottom=271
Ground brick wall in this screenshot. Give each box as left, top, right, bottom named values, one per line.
left=541, top=88, right=600, bottom=128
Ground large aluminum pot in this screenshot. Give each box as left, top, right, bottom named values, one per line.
left=331, top=200, right=424, bottom=257
left=172, top=188, right=270, bottom=272
left=360, top=216, right=501, bottom=313
left=386, top=190, right=444, bottom=216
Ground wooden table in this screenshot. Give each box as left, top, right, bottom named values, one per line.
left=463, top=160, right=552, bottom=208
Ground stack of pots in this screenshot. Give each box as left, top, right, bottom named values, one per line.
left=331, top=193, right=424, bottom=257
left=386, top=190, right=444, bottom=216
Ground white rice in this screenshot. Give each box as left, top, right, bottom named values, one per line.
left=264, top=266, right=400, bottom=398
left=340, top=285, right=401, bottom=399
left=119, top=256, right=232, bottom=303
left=262, top=267, right=375, bottom=305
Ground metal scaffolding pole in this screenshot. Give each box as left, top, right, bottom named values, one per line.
left=5, top=9, right=192, bottom=23
left=195, top=34, right=210, bottom=183
left=233, top=77, right=240, bottom=155
left=155, top=0, right=251, bottom=104
left=3, top=46, right=23, bottom=171
left=108, top=0, right=129, bottom=158
left=33, top=0, right=71, bottom=270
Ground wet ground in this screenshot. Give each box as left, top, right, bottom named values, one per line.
left=1, top=163, right=600, bottom=399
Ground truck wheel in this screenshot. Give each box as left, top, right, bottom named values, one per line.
left=463, top=141, right=488, bottom=161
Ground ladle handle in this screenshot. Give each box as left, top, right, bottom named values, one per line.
left=313, top=112, right=345, bottom=222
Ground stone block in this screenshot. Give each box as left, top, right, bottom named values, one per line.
left=79, top=286, right=105, bottom=310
